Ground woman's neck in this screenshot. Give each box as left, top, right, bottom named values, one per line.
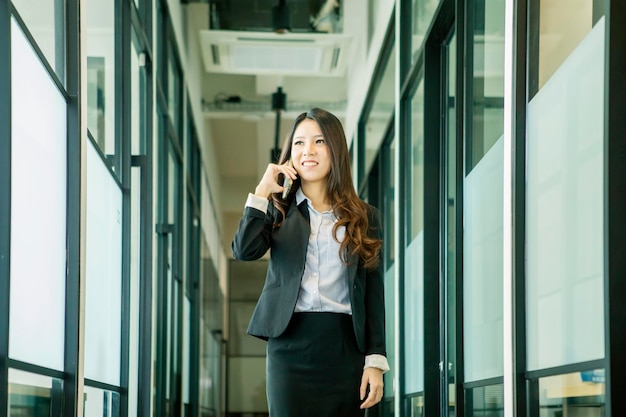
left=301, top=183, right=331, bottom=212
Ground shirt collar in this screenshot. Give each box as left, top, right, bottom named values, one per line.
left=295, top=187, right=309, bottom=207
left=296, top=187, right=335, bottom=216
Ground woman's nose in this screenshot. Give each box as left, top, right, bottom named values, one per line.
left=303, top=142, right=315, bottom=155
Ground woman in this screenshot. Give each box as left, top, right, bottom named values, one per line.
left=232, top=108, right=388, bottom=416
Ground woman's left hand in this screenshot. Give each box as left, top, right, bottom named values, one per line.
left=359, top=367, right=384, bottom=409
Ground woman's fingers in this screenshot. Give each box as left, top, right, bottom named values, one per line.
left=359, top=368, right=384, bottom=409
left=254, top=163, right=297, bottom=198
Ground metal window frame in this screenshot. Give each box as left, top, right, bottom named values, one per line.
left=0, top=1, right=11, bottom=414
left=604, top=0, right=626, bottom=414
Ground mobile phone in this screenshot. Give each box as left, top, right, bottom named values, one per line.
left=282, top=160, right=293, bottom=199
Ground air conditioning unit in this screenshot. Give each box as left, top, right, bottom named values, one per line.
left=199, top=30, right=351, bottom=77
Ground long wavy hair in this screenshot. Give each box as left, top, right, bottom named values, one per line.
left=271, top=108, right=382, bottom=269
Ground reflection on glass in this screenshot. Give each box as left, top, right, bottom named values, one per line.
left=11, top=0, right=66, bottom=82
left=364, top=48, right=395, bottom=177
left=470, top=384, right=504, bottom=417
left=411, top=0, right=441, bottom=61
left=86, top=0, right=116, bottom=166
left=408, top=395, right=424, bottom=417
left=404, top=80, right=424, bottom=395
left=83, top=386, right=120, bottom=417
left=8, top=369, right=63, bottom=417
left=539, top=370, right=605, bottom=417
left=168, top=42, right=182, bottom=137
left=10, top=17, right=66, bottom=371
left=535, top=0, right=603, bottom=92
left=526, top=16, right=605, bottom=371
left=468, top=0, right=505, bottom=171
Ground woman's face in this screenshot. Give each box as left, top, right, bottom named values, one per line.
left=290, top=119, right=331, bottom=186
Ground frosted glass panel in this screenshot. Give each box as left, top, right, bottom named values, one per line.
left=404, top=234, right=424, bottom=393
left=9, top=18, right=66, bottom=371
left=85, top=140, right=122, bottom=385
left=526, top=19, right=605, bottom=371
left=463, top=137, right=504, bottom=382
left=128, top=167, right=141, bottom=417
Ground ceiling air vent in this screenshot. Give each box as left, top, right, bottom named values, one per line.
left=199, top=30, right=351, bottom=77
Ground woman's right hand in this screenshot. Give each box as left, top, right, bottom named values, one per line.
left=254, top=162, right=298, bottom=199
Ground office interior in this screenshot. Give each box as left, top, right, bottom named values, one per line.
left=1, top=0, right=626, bottom=416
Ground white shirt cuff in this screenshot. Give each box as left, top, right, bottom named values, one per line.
left=245, top=193, right=269, bottom=214
left=364, top=354, right=390, bottom=373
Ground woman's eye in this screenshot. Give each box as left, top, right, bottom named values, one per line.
left=293, top=140, right=303, bottom=146
left=316, top=139, right=326, bottom=144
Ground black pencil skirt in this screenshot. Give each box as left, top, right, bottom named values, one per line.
left=266, top=312, right=366, bottom=417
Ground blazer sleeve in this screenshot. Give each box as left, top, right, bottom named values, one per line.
left=231, top=204, right=275, bottom=261
left=364, top=206, right=386, bottom=356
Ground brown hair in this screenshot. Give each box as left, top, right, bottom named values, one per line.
left=271, top=108, right=382, bottom=269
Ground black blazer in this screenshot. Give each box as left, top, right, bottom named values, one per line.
left=232, top=197, right=386, bottom=356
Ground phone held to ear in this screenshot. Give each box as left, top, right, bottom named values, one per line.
left=282, top=160, right=293, bottom=199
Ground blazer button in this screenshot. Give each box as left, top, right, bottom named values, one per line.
left=353, top=284, right=357, bottom=289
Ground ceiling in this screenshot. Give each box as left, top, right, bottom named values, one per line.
left=185, top=0, right=360, bottom=252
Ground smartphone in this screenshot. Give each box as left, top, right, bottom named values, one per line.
left=282, top=160, right=293, bottom=199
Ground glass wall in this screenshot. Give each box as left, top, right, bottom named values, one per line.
left=525, top=0, right=606, bottom=414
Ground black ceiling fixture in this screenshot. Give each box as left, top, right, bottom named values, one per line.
left=207, top=0, right=339, bottom=33
left=270, top=87, right=287, bottom=163
left=272, top=0, right=291, bottom=33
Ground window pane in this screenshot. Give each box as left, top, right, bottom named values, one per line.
left=411, top=0, right=440, bottom=61
left=526, top=16, right=605, bottom=371
left=404, top=80, right=425, bottom=394
left=469, top=384, right=504, bottom=417
left=467, top=0, right=505, bottom=171
left=85, top=139, right=122, bottom=385
left=84, top=386, right=120, bottom=417
left=535, top=0, right=601, bottom=91
left=364, top=48, right=395, bottom=177
left=9, top=17, right=66, bottom=371
left=131, top=30, right=143, bottom=156
left=11, top=0, right=65, bottom=82
left=538, top=370, right=605, bottom=417
left=463, top=0, right=505, bottom=383
left=8, top=369, right=63, bottom=417
left=86, top=0, right=116, bottom=166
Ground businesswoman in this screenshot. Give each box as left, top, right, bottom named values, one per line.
left=232, top=108, right=388, bottom=417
